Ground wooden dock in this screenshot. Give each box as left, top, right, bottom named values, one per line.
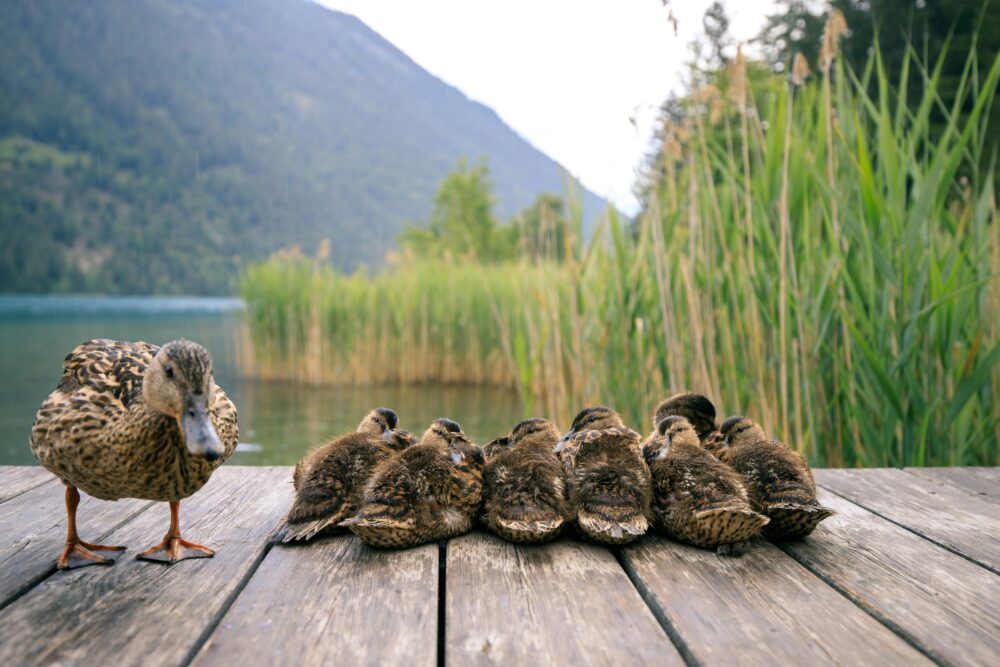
left=0, top=465, right=997, bottom=666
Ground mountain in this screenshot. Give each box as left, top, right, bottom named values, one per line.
left=0, top=0, right=606, bottom=294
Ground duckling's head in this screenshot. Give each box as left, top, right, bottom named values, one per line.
left=420, top=417, right=464, bottom=448
left=656, top=416, right=700, bottom=454
left=653, top=392, right=717, bottom=438
left=720, top=416, right=767, bottom=448
left=483, top=435, right=512, bottom=459
left=382, top=428, right=417, bottom=451
left=510, top=418, right=561, bottom=449
left=144, top=339, right=224, bottom=461
left=358, top=407, right=398, bottom=436
left=554, top=406, right=623, bottom=453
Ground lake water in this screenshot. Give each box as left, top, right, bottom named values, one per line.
left=0, top=296, right=523, bottom=466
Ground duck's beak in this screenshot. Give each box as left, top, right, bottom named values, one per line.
left=182, top=394, right=224, bottom=461
left=553, top=429, right=575, bottom=454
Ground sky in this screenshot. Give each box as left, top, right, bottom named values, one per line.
left=316, top=0, right=778, bottom=214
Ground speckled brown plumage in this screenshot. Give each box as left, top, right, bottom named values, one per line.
left=31, top=339, right=237, bottom=567
left=644, top=417, right=768, bottom=555
left=482, top=418, right=574, bottom=543
left=556, top=407, right=650, bottom=545
left=652, top=392, right=719, bottom=442
left=343, top=418, right=485, bottom=549
left=482, top=435, right=512, bottom=461
left=720, top=416, right=835, bottom=540
left=31, top=339, right=237, bottom=502
left=276, top=408, right=409, bottom=543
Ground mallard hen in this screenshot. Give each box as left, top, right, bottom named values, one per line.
left=31, top=339, right=237, bottom=568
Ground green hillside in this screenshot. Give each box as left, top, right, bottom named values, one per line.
left=0, top=0, right=605, bottom=294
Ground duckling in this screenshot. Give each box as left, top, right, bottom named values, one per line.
left=482, top=418, right=574, bottom=543
left=31, top=339, right=238, bottom=568
left=482, top=435, right=512, bottom=460
left=276, top=408, right=409, bottom=543
left=555, top=406, right=651, bottom=544
left=719, top=416, right=836, bottom=540
left=343, top=418, right=485, bottom=549
left=651, top=392, right=720, bottom=443
left=644, top=417, right=768, bottom=555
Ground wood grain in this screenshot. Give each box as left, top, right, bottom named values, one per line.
left=816, top=468, right=1000, bottom=572
left=781, top=489, right=1000, bottom=666
left=0, top=465, right=55, bottom=503
left=193, top=535, right=437, bottom=667
left=905, top=467, right=999, bottom=504
left=446, top=531, right=683, bottom=666
left=0, top=477, right=153, bottom=608
left=0, top=466, right=290, bottom=667
left=620, top=535, right=931, bottom=666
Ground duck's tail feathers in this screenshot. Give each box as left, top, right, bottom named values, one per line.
left=490, top=513, right=565, bottom=544
left=763, top=503, right=836, bottom=540
left=692, top=507, right=770, bottom=545
left=269, top=512, right=346, bottom=544
left=339, top=512, right=424, bottom=549
left=577, top=504, right=649, bottom=545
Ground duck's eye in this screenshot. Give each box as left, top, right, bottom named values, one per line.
left=164, top=365, right=174, bottom=379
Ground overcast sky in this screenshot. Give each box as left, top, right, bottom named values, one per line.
left=316, top=1, right=777, bottom=214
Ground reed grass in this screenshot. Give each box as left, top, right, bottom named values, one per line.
left=240, top=32, right=1000, bottom=467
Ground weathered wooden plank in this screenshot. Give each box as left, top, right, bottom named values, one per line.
left=0, top=466, right=290, bottom=667
left=781, top=489, right=1000, bottom=666
left=905, top=467, right=1000, bottom=504
left=620, top=536, right=931, bottom=666
left=193, top=536, right=437, bottom=667
left=446, top=532, right=684, bottom=666
left=0, top=477, right=154, bottom=608
left=816, top=468, right=1000, bottom=572
left=0, top=465, right=55, bottom=503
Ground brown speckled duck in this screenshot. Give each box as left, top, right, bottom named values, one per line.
left=554, top=406, right=651, bottom=544
left=343, top=418, right=485, bottom=549
left=644, top=416, right=768, bottom=555
left=719, top=416, right=835, bottom=539
left=651, top=392, right=720, bottom=443
left=276, top=408, right=413, bottom=543
left=30, top=339, right=238, bottom=568
left=482, top=418, right=574, bottom=543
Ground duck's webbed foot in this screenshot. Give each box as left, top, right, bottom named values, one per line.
left=136, top=500, right=215, bottom=564
left=716, top=540, right=751, bottom=557
left=57, top=539, right=127, bottom=570
left=138, top=536, right=214, bottom=563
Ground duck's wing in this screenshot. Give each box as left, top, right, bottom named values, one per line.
left=61, top=339, right=159, bottom=406
left=210, top=384, right=239, bottom=460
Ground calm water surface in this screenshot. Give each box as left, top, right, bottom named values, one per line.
left=0, top=296, right=522, bottom=466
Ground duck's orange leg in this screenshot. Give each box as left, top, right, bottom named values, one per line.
left=137, top=501, right=214, bottom=564
left=57, top=486, right=126, bottom=570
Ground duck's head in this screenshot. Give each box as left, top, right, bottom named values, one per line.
left=358, top=407, right=398, bottom=436
left=653, top=392, right=717, bottom=438
left=510, top=418, right=561, bottom=449
left=420, top=418, right=464, bottom=448
left=720, top=416, right=767, bottom=448
left=144, top=339, right=224, bottom=461
left=554, top=406, right=623, bottom=453
left=382, top=428, right=417, bottom=451
left=650, top=416, right=700, bottom=461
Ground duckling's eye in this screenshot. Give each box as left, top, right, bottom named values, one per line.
left=164, top=365, right=174, bottom=379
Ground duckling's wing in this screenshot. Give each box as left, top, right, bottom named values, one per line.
left=210, top=385, right=239, bottom=461
left=573, top=433, right=651, bottom=544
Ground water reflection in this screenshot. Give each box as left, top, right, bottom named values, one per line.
left=0, top=296, right=523, bottom=466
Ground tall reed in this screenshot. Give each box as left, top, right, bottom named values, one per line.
left=240, top=34, right=1000, bottom=467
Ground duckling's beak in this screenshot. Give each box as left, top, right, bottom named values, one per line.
left=182, top=394, right=224, bottom=461
left=553, top=429, right=574, bottom=454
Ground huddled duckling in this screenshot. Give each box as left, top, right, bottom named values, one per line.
left=31, top=339, right=238, bottom=568
left=482, top=435, right=512, bottom=461
left=342, top=418, right=485, bottom=549
left=482, top=418, right=574, bottom=543
left=652, top=392, right=720, bottom=443
left=644, top=416, right=768, bottom=555
left=275, top=408, right=412, bottom=543
left=554, top=406, right=651, bottom=544
left=719, top=416, right=836, bottom=540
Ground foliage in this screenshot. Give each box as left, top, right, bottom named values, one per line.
left=0, top=0, right=603, bottom=294
left=242, top=32, right=1000, bottom=468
